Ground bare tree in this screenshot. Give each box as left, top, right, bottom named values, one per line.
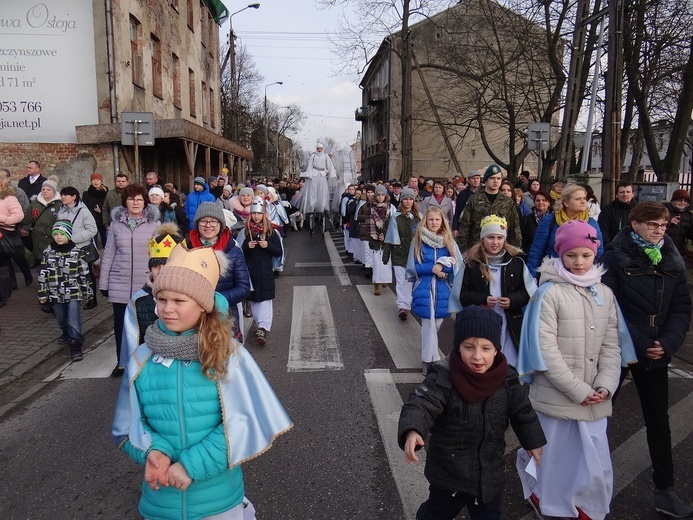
left=220, top=42, right=264, bottom=147
left=318, top=0, right=448, bottom=180
left=622, top=0, right=693, bottom=182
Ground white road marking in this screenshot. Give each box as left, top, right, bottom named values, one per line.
left=365, top=369, right=428, bottom=520
left=324, top=232, right=352, bottom=286
left=357, top=285, right=443, bottom=369
left=287, top=286, right=344, bottom=372
left=47, top=333, right=115, bottom=380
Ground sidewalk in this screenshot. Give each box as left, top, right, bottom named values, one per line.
left=0, top=266, right=113, bottom=389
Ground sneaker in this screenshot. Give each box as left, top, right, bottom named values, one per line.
left=398, top=309, right=408, bottom=321
left=527, top=493, right=544, bottom=520
left=68, top=340, right=83, bottom=362
left=256, top=327, right=267, bottom=347
left=58, top=332, right=69, bottom=344
left=654, top=488, right=693, bottom=518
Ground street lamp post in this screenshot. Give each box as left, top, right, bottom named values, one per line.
left=220, top=3, right=260, bottom=146
left=264, top=81, right=283, bottom=175
left=276, top=106, right=291, bottom=178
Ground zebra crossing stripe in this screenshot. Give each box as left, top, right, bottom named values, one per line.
left=287, top=286, right=344, bottom=372
left=365, top=369, right=427, bottom=520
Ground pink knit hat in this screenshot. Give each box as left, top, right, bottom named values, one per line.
left=554, top=220, right=600, bottom=257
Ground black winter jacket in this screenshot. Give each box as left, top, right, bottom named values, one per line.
left=598, top=199, right=636, bottom=245
left=398, top=360, right=545, bottom=502
left=459, top=253, right=531, bottom=349
left=242, top=231, right=282, bottom=302
left=664, top=202, right=693, bottom=258
left=601, top=227, right=691, bottom=370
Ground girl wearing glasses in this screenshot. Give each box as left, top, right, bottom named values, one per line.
left=99, top=184, right=160, bottom=377
left=601, top=201, right=693, bottom=517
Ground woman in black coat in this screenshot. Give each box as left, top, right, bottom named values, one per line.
left=664, top=189, right=693, bottom=259
left=601, top=201, right=693, bottom=517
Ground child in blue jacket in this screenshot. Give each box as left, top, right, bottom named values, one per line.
left=112, top=244, right=291, bottom=520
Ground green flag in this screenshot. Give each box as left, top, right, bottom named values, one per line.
left=203, top=0, right=229, bottom=25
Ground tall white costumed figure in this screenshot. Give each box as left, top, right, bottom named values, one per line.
left=331, top=144, right=358, bottom=213
left=301, top=140, right=336, bottom=214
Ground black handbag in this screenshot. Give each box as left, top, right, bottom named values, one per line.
left=81, top=239, right=99, bottom=264
left=70, top=207, right=99, bottom=263
left=0, top=226, right=23, bottom=257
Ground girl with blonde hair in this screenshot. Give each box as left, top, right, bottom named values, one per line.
left=112, top=244, right=291, bottom=520
left=526, top=184, right=603, bottom=277
left=406, top=206, right=463, bottom=373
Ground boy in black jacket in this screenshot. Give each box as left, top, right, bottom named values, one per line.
left=398, top=306, right=545, bottom=520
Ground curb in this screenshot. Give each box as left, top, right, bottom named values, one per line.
left=0, top=305, right=114, bottom=390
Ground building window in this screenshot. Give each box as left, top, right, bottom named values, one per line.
left=151, top=35, right=162, bottom=98
left=187, top=0, right=194, bottom=30
left=209, top=87, right=215, bottom=128
left=200, top=2, right=207, bottom=48
left=130, top=16, right=143, bottom=87
left=172, top=53, right=181, bottom=108
left=188, top=68, right=196, bottom=116
left=202, top=80, right=208, bottom=124
left=207, top=12, right=214, bottom=56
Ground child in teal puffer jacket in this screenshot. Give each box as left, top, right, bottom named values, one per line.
left=112, top=244, right=292, bottom=520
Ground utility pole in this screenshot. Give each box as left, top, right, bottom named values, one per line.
left=602, top=0, right=623, bottom=203
left=400, top=0, right=413, bottom=182
left=220, top=4, right=260, bottom=144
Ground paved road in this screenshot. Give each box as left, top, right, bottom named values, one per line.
left=1, top=228, right=693, bottom=519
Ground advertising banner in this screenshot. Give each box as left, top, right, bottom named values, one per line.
left=0, top=1, right=99, bottom=143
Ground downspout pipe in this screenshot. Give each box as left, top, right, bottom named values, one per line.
left=105, top=0, right=120, bottom=179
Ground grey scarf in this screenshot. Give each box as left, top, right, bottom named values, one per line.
left=144, top=322, right=200, bottom=361
left=421, top=227, right=445, bottom=249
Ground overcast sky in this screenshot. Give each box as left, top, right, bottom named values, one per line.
left=220, top=0, right=366, bottom=152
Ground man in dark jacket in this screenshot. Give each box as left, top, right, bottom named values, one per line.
left=598, top=181, right=636, bottom=244
left=452, top=170, right=481, bottom=235
left=18, top=160, right=47, bottom=201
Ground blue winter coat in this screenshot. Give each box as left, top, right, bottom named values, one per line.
left=525, top=215, right=603, bottom=277
left=185, top=185, right=216, bottom=230
left=121, top=357, right=245, bottom=520
left=409, top=242, right=455, bottom=319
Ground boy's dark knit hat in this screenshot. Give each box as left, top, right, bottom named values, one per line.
left=194, top=202, right=227, bottom=232
left=363, top=184, right=376, bottom=193
left=52, top=220, right=73, bottom=240
left=193, top=176, right=206, bottom=186
left=453, top=306, right=502, bottom=349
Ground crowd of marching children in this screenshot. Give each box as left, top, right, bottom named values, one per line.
left=2, top=156, right=693, bottom=519
left=337, top=165, right=693, bottom=520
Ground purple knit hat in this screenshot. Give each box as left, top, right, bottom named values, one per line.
left=554, top=220, right=600, bottom=257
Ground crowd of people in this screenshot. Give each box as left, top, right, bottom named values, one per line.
left=2, top=156, right=693, bottom=520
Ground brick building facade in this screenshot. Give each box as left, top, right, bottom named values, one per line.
left=0, top=0, right=251, bottom=192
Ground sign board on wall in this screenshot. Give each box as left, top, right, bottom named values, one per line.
left=0, top=1, right=99, bottom=143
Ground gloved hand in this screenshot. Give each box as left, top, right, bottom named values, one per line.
left=100, top=290, right=108, bottom=298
